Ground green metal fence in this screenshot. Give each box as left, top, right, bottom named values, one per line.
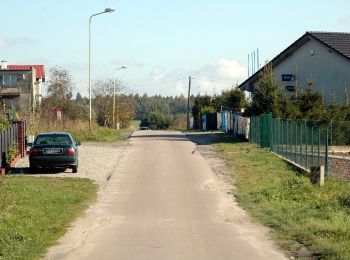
left=250, top=113, right=329, bottom=174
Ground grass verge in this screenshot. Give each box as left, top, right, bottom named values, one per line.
left=0, top=176, right=97, bottom=260
left=215, top=141, right=350, bottom=259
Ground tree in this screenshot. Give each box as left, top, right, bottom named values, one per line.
left=92, top=78, right=133, bottom=127
left=249, top=63, right=282, bottom=117
left=116, top=94, right=135, bottom=128
left=192, top=94, right=213, bottom=120
left=46, top=66, right=74, bottom=108
left=92, top=79, right=114, bottom=126
left=219, top=88, right=247, bottom=112
left=39, top=66, right=80, bottom=121
left=278, top=94, right=300, bottom=120
left=295, top=88, right=324, bottom=120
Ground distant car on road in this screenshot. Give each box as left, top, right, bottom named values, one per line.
left=139, top=127, right=151, bottom=131
left=28, top=132, right=80, bottom=173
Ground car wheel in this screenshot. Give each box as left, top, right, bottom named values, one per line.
left=72, top=165, right=78, bottom=173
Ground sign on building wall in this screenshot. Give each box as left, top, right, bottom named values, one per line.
left=285, top=85, right=295, bottom=92
left=281, top=74, right=295, bottom=81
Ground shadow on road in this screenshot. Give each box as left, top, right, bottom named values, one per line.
left=185, top=132, right=239, bottom=145
left=131, top=131, right=244, bottom=145
left=130, top=134, right=190, bottom=142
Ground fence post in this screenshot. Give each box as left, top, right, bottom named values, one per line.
left=284, top=121, right=287, bottom=157
left=305, top=121, right=308, bottom=169
left=271, top=116, right=274, bottom=151
left=330, top=121, right=333, bottom=146
left=287, top=121, right=290, bottom=159
left=311, top=127, right=314, bottom=167
left=325, top=129, right=329, bottom=176
left=318, top=128, right=321, bottom=167
left=294, top=123, right=297, bottom=162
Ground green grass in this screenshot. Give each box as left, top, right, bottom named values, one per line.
left=69, top=126, right=126, bottom=142
left=216, top=141, right=350, bottom=259
left=0, top=176, right=97, bottom=260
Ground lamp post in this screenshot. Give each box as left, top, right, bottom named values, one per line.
left=113, top=66, right=127, bottom=128
left=89, top=7, right=115, bottom=128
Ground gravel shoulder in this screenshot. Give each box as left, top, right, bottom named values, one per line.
left=14, top=141, right=132, bottom=187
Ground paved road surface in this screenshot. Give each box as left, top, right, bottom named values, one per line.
left=45, top=130, right=286, bottom=260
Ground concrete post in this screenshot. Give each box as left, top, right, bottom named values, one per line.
left=310, top=166, right=325, bottom=186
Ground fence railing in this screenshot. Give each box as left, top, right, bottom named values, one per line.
left=250, top=113, right=329, bottom=174
left=0, top=124, right=18, bottom=167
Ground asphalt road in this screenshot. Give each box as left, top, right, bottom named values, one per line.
left=44, top=130, right=286, bottom=260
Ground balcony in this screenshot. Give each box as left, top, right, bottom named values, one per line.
left=0, top=86, right=21, bottom=96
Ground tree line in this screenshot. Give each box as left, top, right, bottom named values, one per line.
left=33, top=67, right=192, bottom=130
left=26, top=65, right=350, bottom=141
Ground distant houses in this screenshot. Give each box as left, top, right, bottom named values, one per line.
left=0, top=61, right=45, bottom=116
left=239, top=32, right=350, bottom=104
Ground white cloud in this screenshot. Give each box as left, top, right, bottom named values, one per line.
left=214, top=59, right=247, bottom=79
left=175, top=81, right=186, bottom=95
left=0, top=38, right=6, bottom=48
left=196, top=59, right=247, bottom=79
left=109, top=58, right=144, bottom=68
left=0, top=37, right=36, bottom=48
left=192, top=58, right=247, bottom=95
left=338, top=15, right=350, bottom=25
left=150, top=67, right=165, bottom=82
left=126, top=58, right=247, bottom=97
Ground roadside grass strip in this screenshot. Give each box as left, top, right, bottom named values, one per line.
left=216, top=141, right=350, bottom=259
left=71, top=126, right=126, bottom=142
left=30, top=119, right=130, bottom=142
left=0, top=176, right=97, bottom=260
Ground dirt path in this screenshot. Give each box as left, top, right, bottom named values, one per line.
left=43, top=131, right=286, bottom=260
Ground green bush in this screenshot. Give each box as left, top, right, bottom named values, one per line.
left=7, top=143, right=19, bottom=161
left=0, top=116, right=11, bottom=132
left=141, top=111, right=172, bottom=130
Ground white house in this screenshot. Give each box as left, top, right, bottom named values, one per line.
left=239, top=32, right=350, bottom=104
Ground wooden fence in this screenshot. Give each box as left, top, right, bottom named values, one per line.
left=0, top=121, right=26, bottom=167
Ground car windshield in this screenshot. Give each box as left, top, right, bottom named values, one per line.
left=35, top=135, right=72, bottom=146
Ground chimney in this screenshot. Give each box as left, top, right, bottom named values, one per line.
left=1, top=60, right=8, bottom=69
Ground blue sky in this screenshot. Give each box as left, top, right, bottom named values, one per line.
left=1, top=0, right=350, bottom=96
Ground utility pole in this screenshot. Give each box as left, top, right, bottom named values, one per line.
left=187, top=76, right=192, bottom=130
left=112, top=74, right=116, bottom=127
left=112, top=66, right=127, bottom=129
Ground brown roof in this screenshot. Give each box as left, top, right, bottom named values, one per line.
left=239, top=31, right=350, bottom=91
left=308, top=31, right=350, bottom=60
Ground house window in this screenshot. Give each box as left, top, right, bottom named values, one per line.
left=0, top=74, right=18, bottom=87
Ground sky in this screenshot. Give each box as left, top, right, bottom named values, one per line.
left=1, top=0, right=350, bottom=97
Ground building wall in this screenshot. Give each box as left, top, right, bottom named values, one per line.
left=273, top=39, right=350, bottom=104
left=0, top=69, right=35, bottom=116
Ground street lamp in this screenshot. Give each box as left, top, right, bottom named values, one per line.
left=89, top=7, right=115, bottom=128
left=113, top=66, right=127, bottom=128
